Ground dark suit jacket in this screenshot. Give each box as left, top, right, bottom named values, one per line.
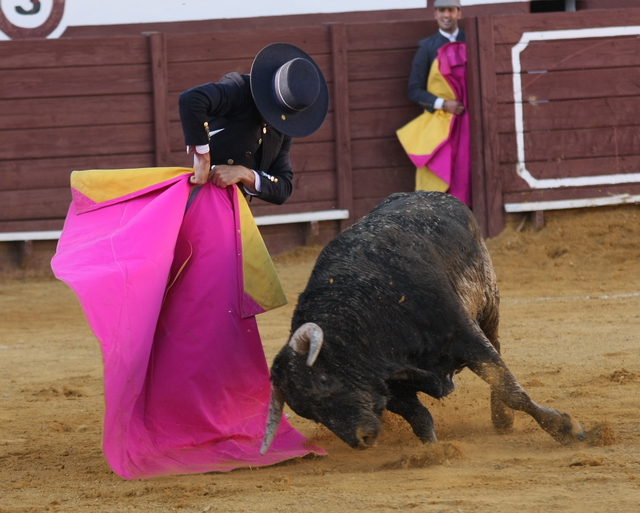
left=179, top=72, right=293, bottom=205
left=407, top=30, right=466, bottom=112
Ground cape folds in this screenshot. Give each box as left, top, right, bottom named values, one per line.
left=51, top=168, right=323, bottom=479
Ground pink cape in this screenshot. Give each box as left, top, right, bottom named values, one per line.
left=436, top=42, right=470, bottom=206
left=51, top=172, right=325, bottom=479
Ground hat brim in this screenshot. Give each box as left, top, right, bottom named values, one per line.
left=250, top=43, right=329, bottom=138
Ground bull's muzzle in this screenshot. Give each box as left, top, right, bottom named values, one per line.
left=355, top=425, right=380, bottom=449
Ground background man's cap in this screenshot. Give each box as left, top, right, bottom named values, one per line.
left=251, top=43, right=329, bottom=138
left=434, top=0, right=461, bottom=8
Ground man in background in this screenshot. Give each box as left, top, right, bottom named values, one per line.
left=408, top=0, right=465, bottom=116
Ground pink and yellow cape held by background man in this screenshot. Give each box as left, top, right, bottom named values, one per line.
left=397, top=42, right=471, bottom=206
left=51, top=167, right=324, bottom=480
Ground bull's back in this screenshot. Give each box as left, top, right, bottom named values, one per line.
left=306, top=191, right=496, bottom=321
left=321, top=191, right=485, bottom=275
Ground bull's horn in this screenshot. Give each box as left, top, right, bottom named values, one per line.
left=260, top=385, right=285, bottom=455
left=289, top=322, right=324, bottom=366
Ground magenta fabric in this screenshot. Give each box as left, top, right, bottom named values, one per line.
left=436, top=42, right=471, bottom=206
left=52, top=175, right=324, bottom=479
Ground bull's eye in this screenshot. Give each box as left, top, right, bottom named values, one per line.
left=318, top=373, right=331, bottom=392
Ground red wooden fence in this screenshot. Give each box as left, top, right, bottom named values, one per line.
left=0, top=21, right=427, bottom=253
left=2, top=6, right=640, bottom=264
left=470, top=8, right=640, bottom=236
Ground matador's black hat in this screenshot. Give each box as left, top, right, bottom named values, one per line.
left=250, top=43, right=329, bottom=138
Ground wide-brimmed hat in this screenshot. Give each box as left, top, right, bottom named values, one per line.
left=434, top=0, right=461, bottom=7
left=250, top=43, right=329, bottom=138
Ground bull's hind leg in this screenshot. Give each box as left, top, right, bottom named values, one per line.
left=464, top=328, right=584, bottom=444
left=472, top=359, right=583, bottom=443
left=476, top=293, right=516, bottom=434
left=482, top=338, right=517, bottom=433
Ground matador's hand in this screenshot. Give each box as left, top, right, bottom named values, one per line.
left=443, top=100, right=465, bottom=116
left=190, top=152, right=211, bottom=185
left=209, top=165, right=257, bottom=194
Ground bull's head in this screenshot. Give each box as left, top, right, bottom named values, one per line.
left=261, top=322, right=387, bottom=454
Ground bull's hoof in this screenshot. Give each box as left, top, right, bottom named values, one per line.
left=491, top=408, right=515, bottom=434
left=417, top=427, right=438, bottom=444
left=551, top=413, right=585, bottom=444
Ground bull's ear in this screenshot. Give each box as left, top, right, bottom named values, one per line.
left=288, top=322, right=324, bottom=366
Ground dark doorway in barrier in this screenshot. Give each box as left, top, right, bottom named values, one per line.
left=530, top=0, right=570, bottom=12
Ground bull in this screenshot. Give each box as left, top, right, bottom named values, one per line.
left=261, top=191, right=584, bottom=453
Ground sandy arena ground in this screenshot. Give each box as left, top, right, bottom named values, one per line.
left=1, top=204, right=639, bottom=512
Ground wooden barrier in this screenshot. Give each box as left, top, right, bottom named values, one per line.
left=2, top=6, right=640, bottom=258
left=469, top=8, right=640, bottom=236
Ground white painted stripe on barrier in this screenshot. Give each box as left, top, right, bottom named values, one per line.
left=0, top=210, right=350, bottom=241
left=253, top=209, right=350, bottom=226
left=504, top=193, right=640, bottom=212
left=0, top=231, right=63, bottom=242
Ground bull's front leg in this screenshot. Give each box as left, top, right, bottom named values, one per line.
left=387, top=383, right=438, bottom=444
left=463, top=329, right=584, bottom=444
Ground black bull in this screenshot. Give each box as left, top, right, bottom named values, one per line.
left=261, top=191, right=584, bottom=453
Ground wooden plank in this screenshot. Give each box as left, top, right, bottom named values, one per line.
left=477, top=16, right=505, bottom=238
left=165, top=28, right=331, bottom=64
left=494, top=35, right=640, bottom=74
left=500, top=154, right=640, bottom=193
left=491, top=8, right=640, bottom=45
left=465, top=16, right=490, bottom=236
left=345, top=20, right=437, bottom=52
left=331, top=23, right=354, bottom=230
left=499, top=125, right=640, bottom=164
left=0, top=95, right=152, bottom=130
left=1, top=188, right=72, bottom=220
left=350, top=77, right=416, bottom=110
left=352, top=166, right=414, bottom=199
left=350, top=106, right=419, bottom=141
left=0, top=219, right=65, bottom=233
left=351, top=138, right=409, bottom=170
left=167, top=59, right=254, bottom=92
left=0, top=37, right=149, bottom=70
left=0, top=125, right=154, bottom=160
left=291, top=171, right=338, bottom=203
left=0, top=65, right=152, bottom=99
left=497, top=97, right=640, bottom=133
left=0, top=154, right=155, bottom=192
left=347, top=48, right=420, bottom=81
left=497, top=66, right=640, bottom=103
left=147, top=32, right=171, bottom=167
left=579, top=0, right=640, bottom=8
left=289, top=141, right=337, bottom=173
